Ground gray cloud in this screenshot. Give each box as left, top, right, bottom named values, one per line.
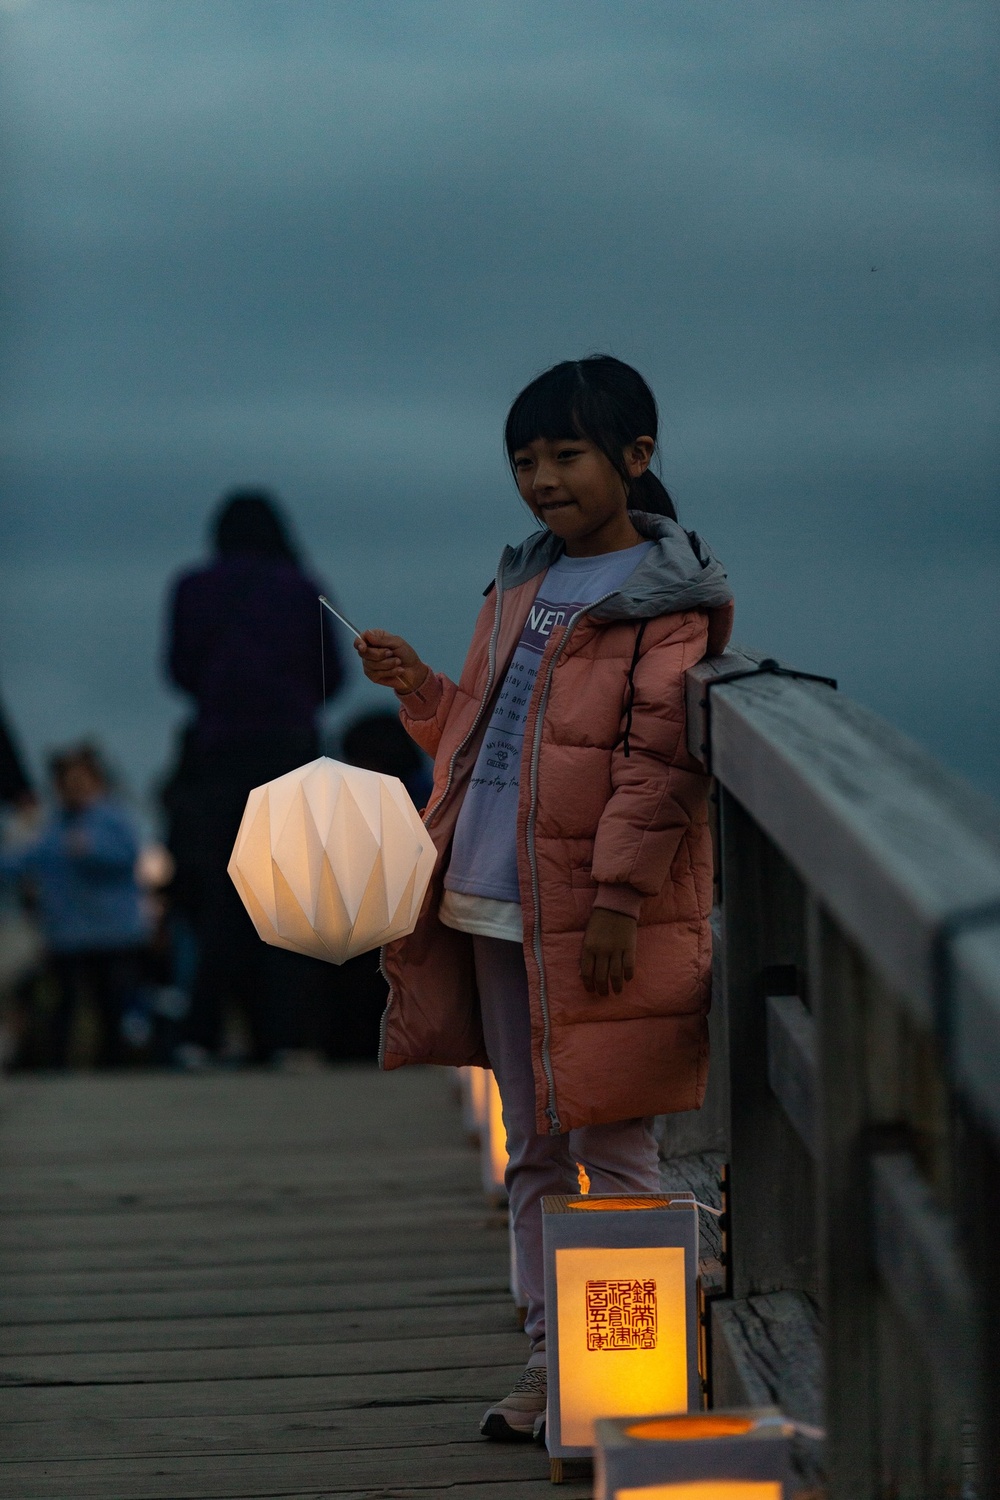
left=1, top=0, right=997, bottom=803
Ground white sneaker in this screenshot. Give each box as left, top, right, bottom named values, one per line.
left=480, top=1362, right=547, bottom=1441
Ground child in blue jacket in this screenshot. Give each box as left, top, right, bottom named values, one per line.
left=1, top=744, right=149, bottom=1066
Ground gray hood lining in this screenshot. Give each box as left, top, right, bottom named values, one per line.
left=496, top=511, right=732, bottom=622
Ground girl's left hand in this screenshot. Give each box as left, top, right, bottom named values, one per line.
left=581, top=908, right=637, bottom=996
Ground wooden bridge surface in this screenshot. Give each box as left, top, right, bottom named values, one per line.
left=0, top=1067, right=590, bottom=1499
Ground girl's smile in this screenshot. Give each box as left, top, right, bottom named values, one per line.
left=512, top=434, right=655, bottom=557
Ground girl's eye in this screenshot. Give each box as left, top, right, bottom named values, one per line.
left=557, top=448, right=582, bottom=461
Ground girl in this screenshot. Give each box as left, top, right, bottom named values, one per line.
left=357, top=356, right=734, bottom=1441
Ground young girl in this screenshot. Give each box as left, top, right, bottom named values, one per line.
left=357, top=356, right=734, bottom=1441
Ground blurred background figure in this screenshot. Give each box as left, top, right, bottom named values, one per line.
left=0, top=693, right=41, bottom=1068
left=0, top=743, right=148, bottom=1068
left=320, top=711, right=433, bottom=1062
left=163, top=488, right=346, bottom=1067
left=0, top=698, right=35, bottom=812
left=341, top=711, right=433, bottom=810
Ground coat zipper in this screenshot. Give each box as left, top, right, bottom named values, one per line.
left=424, top=557, right=508, bottom=830
left=526, top=592, right=616, bottom=1133
left=378, top=555, right=509, bottom=1067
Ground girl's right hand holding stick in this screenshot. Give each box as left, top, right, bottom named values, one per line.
left=355, top=629, right=429, bottom=697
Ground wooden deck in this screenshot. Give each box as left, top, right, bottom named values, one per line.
left=0, top=1066, right=591, bottom=1499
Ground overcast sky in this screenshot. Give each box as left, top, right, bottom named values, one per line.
left=1, top=0, right=997, bottom=813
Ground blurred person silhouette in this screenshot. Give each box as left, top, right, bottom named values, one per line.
left=163, top=489, right=346, bottom=1065
left=0, top=697, right=35, bottom=810
left=341, top=711, right=433, bottom=809
left=321, top=712, right=433, bottom=1061
left=0, top=743, right=148, bottom=1067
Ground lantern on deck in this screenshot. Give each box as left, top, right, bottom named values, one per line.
left=510, top=1214, right=527, bottom=1324
left=481, top=1069, right=508, bottom=1204
left=593, top=1409, right=793, bottom=1499
left=542, top=1194, right=700, bottom=1474
left=458, top=1065, right=489, bottom=1143
left=228, top=757, right=436, bottom=965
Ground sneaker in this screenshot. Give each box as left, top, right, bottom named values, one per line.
left=480, top=1362, right=547, bottom=1441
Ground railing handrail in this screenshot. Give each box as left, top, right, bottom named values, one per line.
left=686, top=647, right=1000, bottom=1139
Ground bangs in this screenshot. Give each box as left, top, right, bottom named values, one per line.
left=504, top=362, right=588, bottom=461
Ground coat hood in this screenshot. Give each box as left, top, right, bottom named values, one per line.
left=497, top=510, right=733, bottom=629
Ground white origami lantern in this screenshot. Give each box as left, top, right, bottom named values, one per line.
left=228, top=756, right=436, bottom=965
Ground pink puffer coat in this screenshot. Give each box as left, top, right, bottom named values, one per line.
left=381, top=512, right=734, bottom=1134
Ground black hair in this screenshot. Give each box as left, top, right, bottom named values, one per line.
left=503, top=356, right=677, bottom=521
left=212, top=489, right=299, bottom=561
left=48, top=742, right=110, bottom=789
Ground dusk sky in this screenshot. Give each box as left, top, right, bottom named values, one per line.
left=1, top=0, right=997, bottom=813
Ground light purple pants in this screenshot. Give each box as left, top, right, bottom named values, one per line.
left=473, top=935, right=661, bottom=1348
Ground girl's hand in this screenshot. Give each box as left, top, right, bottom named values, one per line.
left=355, top=629, right=430, bottom=696
left=581, top=908, right=638, bottom=996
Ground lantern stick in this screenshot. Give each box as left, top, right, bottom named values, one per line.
left=319, top=595, right=363, bottom=641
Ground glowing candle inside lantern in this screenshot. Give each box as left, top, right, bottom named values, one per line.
left=469, top=1066, right=488, bottom=1133
left=556, top=1244, right=688, bottom=1446
left=480, top=1070, right=508, bottom=1202
left=458, top=1066, right=489, bottom=1140
left=614, top=1485, right=782, bottom=1499
left=543, top=1195, right=700, bottom=1462
left=593, top=1410, right=793, bottom=1500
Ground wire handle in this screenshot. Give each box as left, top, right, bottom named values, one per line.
left=319, top=595, right=363, bottom=640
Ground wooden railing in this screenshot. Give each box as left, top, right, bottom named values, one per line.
left=658, top=645, right=1000, bottom=1499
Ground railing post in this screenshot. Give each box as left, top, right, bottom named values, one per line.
left=718, top=786, right=817, bottom=1300
left=810, top=900, right=882, bottom=1496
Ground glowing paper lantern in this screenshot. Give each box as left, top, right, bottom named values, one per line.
left=593, top=1409, right=793, bottom=1499
left=458, top=1065, right=489, bottom=1143
left=481, top=1070, right=508, bottom=1204
left=510, top=1214, right=527, bottom=1324
left=228, top=757, right=436, bottom=964
left=543, top=1193, right=700, bottom=1473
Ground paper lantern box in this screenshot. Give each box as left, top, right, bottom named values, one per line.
left=542, top=1193, right=700, bottom=1463
left=458, top=1065, right=488, bottom=1143
left=594, top=1408, right=794, bottom=1500
left=228, top=756, right=436, bottom=965
left=481, top=1068, right=508, bottom=1205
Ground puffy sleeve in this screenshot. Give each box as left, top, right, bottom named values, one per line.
left=396, top=672, right=460, bottom=760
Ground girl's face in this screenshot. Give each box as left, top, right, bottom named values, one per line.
left=512, top=434, right=654, bottom=556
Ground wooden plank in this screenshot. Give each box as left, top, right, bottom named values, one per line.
left=953, top=924, right=1000, bottom=1140
left=0, top=1249, right=507, bottom=1298
left=0, top=1297, right=517, bottom=1357
left=766, top=993, right=818, bottom=1159
left=0, top=1264, right=507, bottom=1324
left=0, top=1200, right=492, bottom=1256
left=2, top=1400, right=501, bottom=1459
left=0, top=1364, right=527, bottom=1421
left=0, top=1327, right=526, bottom=1387
left=689, top=661, right=1000, bottom=1039
left=870, top=1150, right=974, bottom=1398
left=810, top=903, right=879, bottom=1498
left=0, top=1441, right=567, bottom=1499
left=710, top=1290, right=823, bottom=1489
left=719, top=790, right=817, bottom=1299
